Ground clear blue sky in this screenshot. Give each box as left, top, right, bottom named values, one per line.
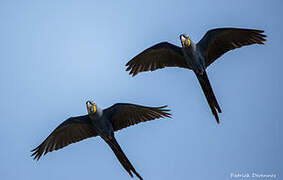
left=0, top=0, right=282, bottom=179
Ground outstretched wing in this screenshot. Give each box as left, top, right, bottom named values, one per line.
left=31, top=115, right=98, bottom=160
left=126, top=42, right=190, bottom=76
left=103, top=103, right=171, bottom=131
left=197, top=28, right=267, bottom=67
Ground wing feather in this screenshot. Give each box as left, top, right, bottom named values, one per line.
left=197, top=28, right=267, bottom=67
left=126, top=42, right=190, bottom=76
left=103, top=103, right=171, bottom=131
left=31, top=115, right=98, bottom=160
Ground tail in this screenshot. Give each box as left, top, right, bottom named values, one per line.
left=195, top=70, right=222, bottom=123
left=104, top=137, right=143, bottom=180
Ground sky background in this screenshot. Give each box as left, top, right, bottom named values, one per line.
left=0, top=0, right=282, bottom=180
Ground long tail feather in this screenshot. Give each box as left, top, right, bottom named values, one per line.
left=105, top=137, right=143, bottom=180
left=196, top=71, right=222, bottom=123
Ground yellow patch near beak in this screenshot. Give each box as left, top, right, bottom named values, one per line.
left=187, top=39, right=191, bottom=46
left=93, top=105, right=97, bottom=113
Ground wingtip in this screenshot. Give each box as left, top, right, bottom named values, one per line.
left=260, top=33, right=267, bottom=38
left=257, top=29, right=265, bottom=33
left=160, top=105, right=168, bottom=108
left=163, top=111, right=172, bottom=118
left=125, top=66, right=131, bottom=71
left=131, top=72, right=137, bottom=77
left=31, top=154, right=40, bottom=161
left=161, top=105, right=173, bottom=118
left=30, top=146, right=43, bottom=161
left=256, top=31, right=267, bottom=41
left=127, top=71, right=135, bottom=77
left=166, top=114, right=173, bottom=119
